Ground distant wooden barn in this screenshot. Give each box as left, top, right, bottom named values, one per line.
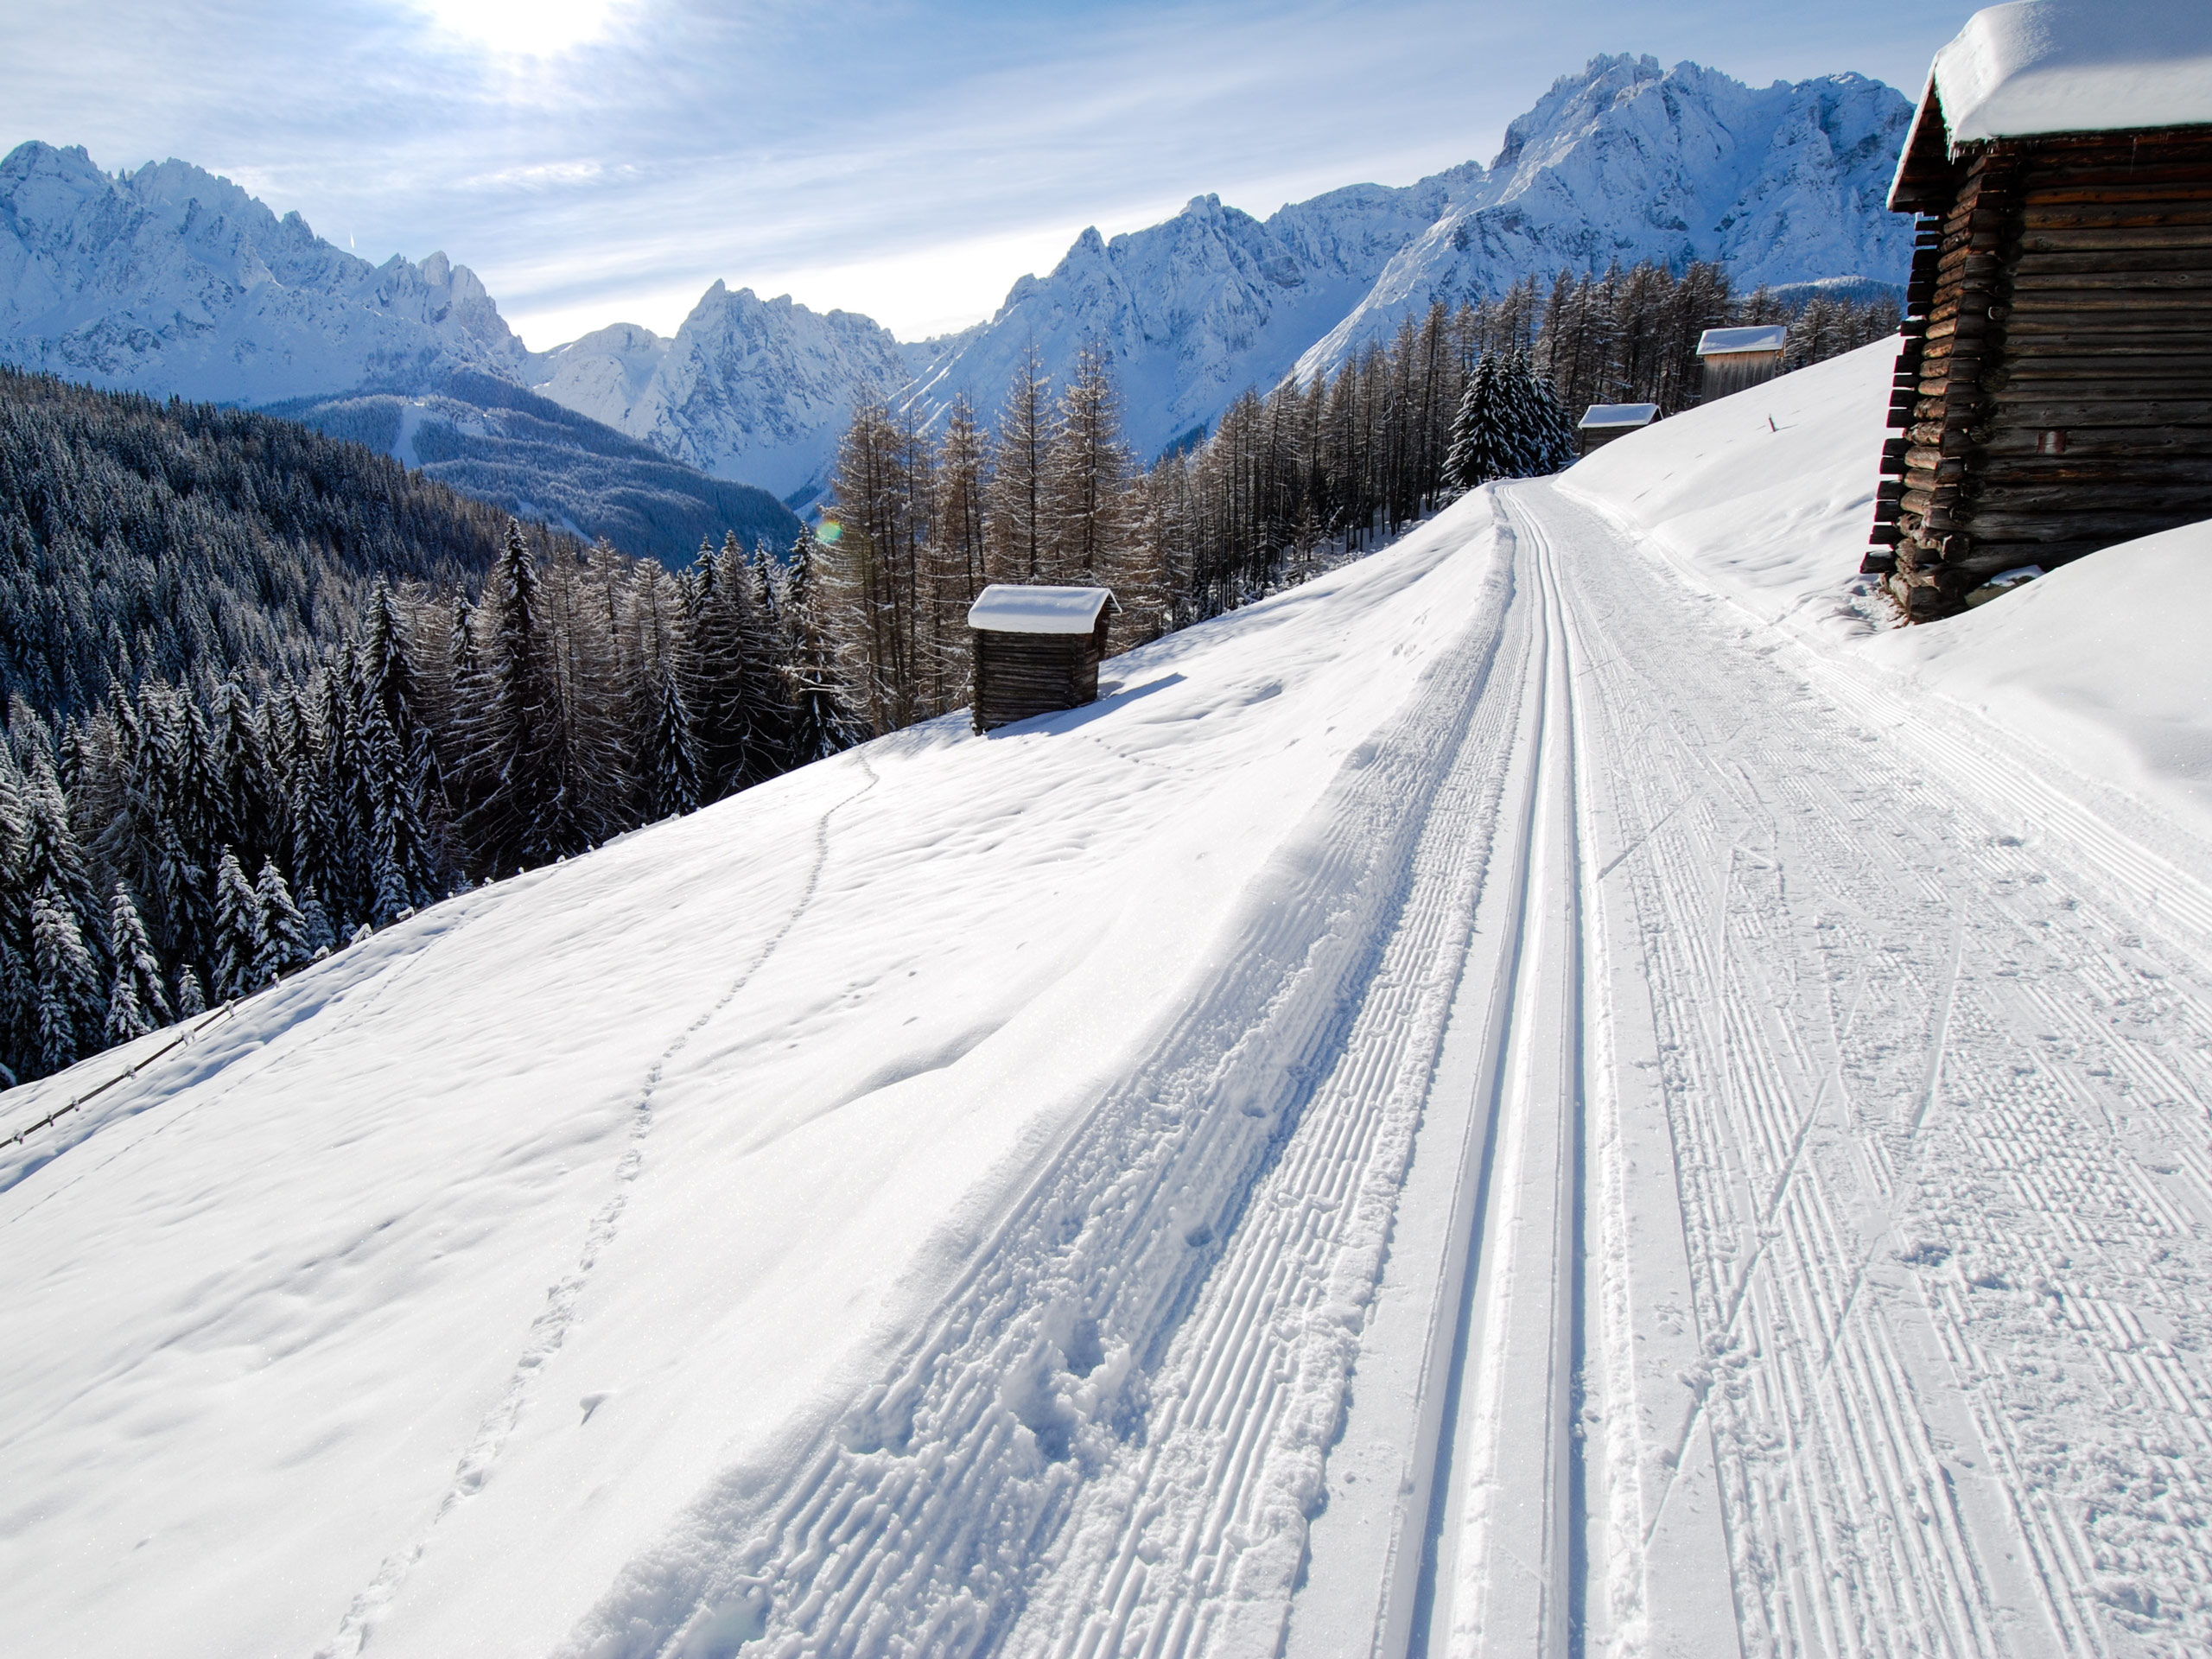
left=1696, top=326, right=1788, bottom=403
left=1577, top=403, right=1659, bottom=455
left=969, top=585, right=1120, bottom=734
left=1868, top=2, right=2212, bottom=619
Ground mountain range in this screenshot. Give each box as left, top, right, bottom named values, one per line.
left=0, top=53, right=1914, bottom=516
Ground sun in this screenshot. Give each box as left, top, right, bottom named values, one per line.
left=416, top=0, right=630, bottom=57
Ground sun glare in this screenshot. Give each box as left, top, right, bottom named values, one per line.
left=417, top=0, right=629, bottom=57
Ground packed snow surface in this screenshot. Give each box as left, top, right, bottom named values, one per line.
left=9, top=335, right=2212, bottom=1657
left=1928, top=0, right=2212, bottom=144
left=966, top=585, right=1116, bottom=633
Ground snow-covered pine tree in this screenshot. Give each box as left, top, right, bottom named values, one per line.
left=683, top=539, right=761, bottom=800
left=31, top=878, right=101, bottom=1073
left=1444, top=353, right=1516, bottom=493
left=359, top=700, right=435, bottom=924
left=645, top=663, right=702, bottom=821
left=298, top=887, right=335, bottom=959
left=209, top=679, right=272, bottom=865
left=0, top=745, right=35, bottom=1075
left=782, top=531, right=866, bottom=766
left=254, top=858, right=310, bottom=984
left=461, top=522, right=574, bottom=874
left=105, top=881, right=169, bottom=1045
left=208, top=848, right=262, bottom=1000
left=175, top=964, right=206, bottom=1018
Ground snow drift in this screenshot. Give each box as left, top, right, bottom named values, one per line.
left=1562, top=336, right=2212, bottom=834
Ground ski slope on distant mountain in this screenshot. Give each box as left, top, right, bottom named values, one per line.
left=7, top=349, right=2212, bottom=1656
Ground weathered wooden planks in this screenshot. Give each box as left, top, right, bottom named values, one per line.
left=1870, top=124, right=2212, bottom=617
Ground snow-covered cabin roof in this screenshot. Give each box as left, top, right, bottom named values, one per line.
left=1891, top=2, right=2212, bottom=208
left=1578, top=403, right=1660, bottom=430
left=966, top=584, right=1119, bottom=634
left=1696, top=326, right=1788, bottom=358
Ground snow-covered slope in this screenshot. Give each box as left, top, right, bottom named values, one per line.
left=0, top=142, right=527, bottom=401
left=1293, top=56, right=1914, bottom=385
left=0, top=504, right=1510, bottom=1658
left=10, top=309, right=2212, bottom=1659
left=1563, top=338, right=2212, bottom=834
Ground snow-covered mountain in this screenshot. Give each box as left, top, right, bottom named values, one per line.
left=898, top=170, right=1479, bottom=464
left=540, top=54, right=1910, bottom=497
left=0, top=142, right=527, bottom=401
left=527, top=285, right=909, bottom=503
left=1, top=52, right=1914, bottom=505
left=1292, top=56, right=1915, bottom=384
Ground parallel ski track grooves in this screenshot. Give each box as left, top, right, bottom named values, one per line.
left=1006, top=512, right=1536, bottom=1659
left=1401, top=487, right=1591, bottom=1659
left=1535, top=481, right=2212, bottom=1657
left=556, top=516, right=1522, bottom=1659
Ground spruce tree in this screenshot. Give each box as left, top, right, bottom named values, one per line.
left=645, top=664, right=703, bottom=821
left=31, top=878, right=101, bottom=1072
left=299, top=887, right=336, bottom=959
left=105, top=882, right=170, bottom=1045
left=254, top=858, right=310, bottom=984
left=176, top=965, right=207, bottom=1019
left=461, top=522, right=573, bottom=874
left=209, top=848, right=262, bottom=1000
left=782, top=531, right=865, bottom=765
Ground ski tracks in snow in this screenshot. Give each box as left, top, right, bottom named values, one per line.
left=315, top=756, right=881, bottom=1659
left=552, top=513, right=1531, bottom=1659
left=1534, top=480, right=2212, bottom=1659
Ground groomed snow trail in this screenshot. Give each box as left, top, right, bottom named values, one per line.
left=555, top=477, right=2212, bottom=1659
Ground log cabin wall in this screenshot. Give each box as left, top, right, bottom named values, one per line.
left=1699, top=350, right=1784, bottom=404
left=1873, top=126, right=2212, bottom=620
left=970, top=613, right=1109, bottom=734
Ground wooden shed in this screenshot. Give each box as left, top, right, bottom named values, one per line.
left=1696, top=326, right=1789, bottom=403
left=1577, top=403, right=1659, bottom=455
left=1868, top=1, right=2212, bottom=619
left=968, top=584, right=1120, bottom=734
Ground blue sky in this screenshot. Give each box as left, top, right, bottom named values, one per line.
left=2, top=1, right=1965, bottom=349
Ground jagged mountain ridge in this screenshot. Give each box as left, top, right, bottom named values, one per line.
left=0, top=143, right=797, bottom=563
left=1292, top=56, right=1916, bottom=385
left=537, top=54, right=1911, bottom=499
left=0, top=52, right=1915, bottom=510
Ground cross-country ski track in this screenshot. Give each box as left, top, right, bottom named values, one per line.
left=8, top=423, right=2212, bottom=1658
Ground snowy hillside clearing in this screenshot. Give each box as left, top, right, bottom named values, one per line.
left=7, top=344, right=2212, bottom=1655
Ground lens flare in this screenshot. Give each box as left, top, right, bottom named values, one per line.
left=816, top=520, right=843, bottom=544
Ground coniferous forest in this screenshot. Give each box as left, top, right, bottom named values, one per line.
left=0, top=264, right=1891, bottom=1089
left=0, top=369, right=858, bottom=1085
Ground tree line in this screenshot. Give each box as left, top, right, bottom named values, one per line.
left=813, top=260, right=1897, bottom=693
left=0, top=523, right=862, bottom=1084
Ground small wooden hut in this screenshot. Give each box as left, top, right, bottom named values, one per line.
left=1577, top=403, right=1660, bottom=456
left=968, top=584, right=1120, bottom=734
left=1696, top=326, right=1789, bottom=402
left=1868, top=1, right=2212, bottom=619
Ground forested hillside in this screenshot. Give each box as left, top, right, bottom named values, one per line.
left=0, top=368, right=531, bottom=716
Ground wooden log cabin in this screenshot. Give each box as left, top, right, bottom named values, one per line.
left=1869, top=0, right=2212, bottom=620
left=1695, top=326, right=1789, bottom=403
left=1577, top=403, right=1659, bottom=456
left=968, top=584, right=1120, bottom=734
